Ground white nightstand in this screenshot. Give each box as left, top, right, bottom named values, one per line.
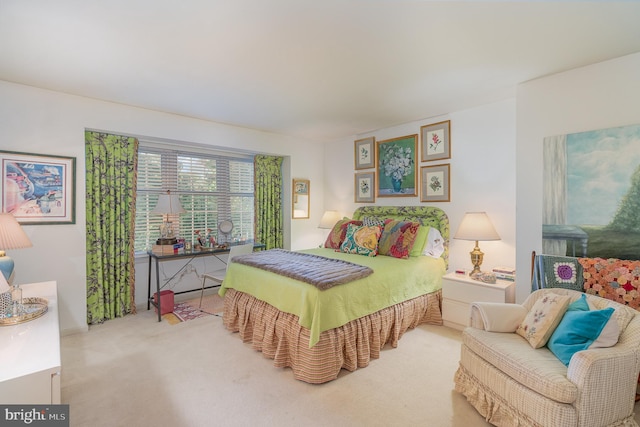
left=442, top=272, right=516, bottom=330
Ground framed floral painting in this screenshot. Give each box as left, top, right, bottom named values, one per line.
left=420, top=164, right=450, bottom=202
left=354, top=137, right=375, bottom=169
left=355, top=171, right=375, bottom=203
left=421, top=120, right=451, bottom=162
left=376, top=135, right=417, bottom=197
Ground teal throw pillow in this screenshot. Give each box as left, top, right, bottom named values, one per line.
left=566, top=294, right=589, bottom=312
left=547, top=306, right=614, bottom=366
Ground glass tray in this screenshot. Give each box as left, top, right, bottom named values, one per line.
left=0, top=297, right=48, bottom=326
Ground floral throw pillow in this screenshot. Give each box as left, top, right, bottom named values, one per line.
left=323, top=219, right=363, bottom=249
left=377, top=220, right=420, bottom=259
left=340, top=224, right=382, bottom=257
left=516, top=293, right=571, bottom=349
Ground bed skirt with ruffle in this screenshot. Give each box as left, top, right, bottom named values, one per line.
left=222, top=288, right=443, bottom=384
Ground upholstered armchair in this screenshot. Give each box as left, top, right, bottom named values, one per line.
left=455, top=288, right=640, bottom=427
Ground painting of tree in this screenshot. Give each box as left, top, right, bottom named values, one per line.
left=543, top=123, right=640, bottom=259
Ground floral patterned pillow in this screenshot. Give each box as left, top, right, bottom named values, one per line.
left=516, top=293, right=571, bottom=348
left=323, top=219, right=363, bottom=249
left=377, top=220, right=420, bottom=259
left=340, top=224, right=382, bottom=257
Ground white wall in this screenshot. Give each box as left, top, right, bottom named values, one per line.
left=0, top=81, right=326, bottom=334
left=516, top=52, right=640, bottom=303
left=323, top=99, right=517, bottom=274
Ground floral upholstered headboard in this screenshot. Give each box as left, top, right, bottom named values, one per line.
left=352, top=206, right=449, bottom=268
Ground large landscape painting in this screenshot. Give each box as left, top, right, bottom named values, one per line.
left=543, top=123, right=640, bottom=259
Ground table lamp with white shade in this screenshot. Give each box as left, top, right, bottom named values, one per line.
left=454, top=212, right=500, bottom=276
left=318, top=210, right=342, bottom=229
left=151, top=190, right=185, bottom=245
left=0, top=213, right=33, bottom=316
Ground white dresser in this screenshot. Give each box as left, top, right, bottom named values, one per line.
left=442, top=272, right=516, bottom=330
left=0, top=281, right=61, bottom=404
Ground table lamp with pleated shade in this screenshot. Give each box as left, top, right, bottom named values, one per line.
left=454, top=212, right=500, bottom=276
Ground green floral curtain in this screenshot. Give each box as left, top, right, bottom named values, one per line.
left=254, top=155, right=283, bottom=249
left=85, top=131, right=138, bottom=324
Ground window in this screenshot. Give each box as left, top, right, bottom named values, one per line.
left=134, top=144, right=254, bottom=253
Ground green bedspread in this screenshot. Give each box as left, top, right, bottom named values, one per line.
left=219, top=248, right=446, bottom=348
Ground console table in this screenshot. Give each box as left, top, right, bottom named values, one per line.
left=0, top=281, right=61, bottom=404
left=147, top=243, right=265, bottom=321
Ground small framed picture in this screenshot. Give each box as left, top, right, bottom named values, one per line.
left=355, top=172, right=375, bottom=203
left=1, top=150, right=76, bottom=224
left=420, top=164, right=450, bottom=202
left=354, top=137, right=375, bottom=170
left=420, top=120, right=451, bottom=162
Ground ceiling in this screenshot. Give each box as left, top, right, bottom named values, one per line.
left=2, top=1, right=640, bottom=141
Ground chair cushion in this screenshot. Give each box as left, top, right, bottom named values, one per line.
left=463, top=327, right=577, bottom=404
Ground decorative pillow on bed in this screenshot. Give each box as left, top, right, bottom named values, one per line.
left=377, top=220, right=420, bottom=259
left=324, top=219, right=363, bottom=249
left=362, top=216, right=387, bottom=228
left=340, top=224, right=382, bottom=257
left=423, top=227, right=445, bottom=258
left=409, top=225, right=430, bottom=257
left=516, top=293, right=571, bottom=348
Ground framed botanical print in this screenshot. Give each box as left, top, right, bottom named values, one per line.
left=354, top=137, right=375, bottom=169
left=1, top=150, right=76, bottom=224
left=355, top=171, right=375, bottom=203
left=376, top=134, right=417, bottom=197
left=421, top=120, right=451, bottom=162
left=420, top=164, right=450, bottom=202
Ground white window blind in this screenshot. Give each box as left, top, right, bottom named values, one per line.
left=135, top=144, right=254, bottom=253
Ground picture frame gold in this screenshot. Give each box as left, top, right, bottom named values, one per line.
left=292, top=178, right=310, bottom=219
left=420, top=120, right=451, bottom=162
left=420, top=164, right=450, bottom=202
left=354, top=171, right=375, bottom=203
left=354, top=137, right=375, bottom=169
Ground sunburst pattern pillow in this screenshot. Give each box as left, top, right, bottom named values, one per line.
left=340, top=224, right=382, bottom=257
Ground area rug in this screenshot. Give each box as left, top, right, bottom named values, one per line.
left=162, top=294, right=225, bottom=324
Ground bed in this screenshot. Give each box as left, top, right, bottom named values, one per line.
left=219, top=206, right=449, bottom=383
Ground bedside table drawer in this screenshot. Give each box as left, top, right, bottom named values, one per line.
left=442, top=299, right=470, bottom=329
left=442, top=280, right=505, bottom=304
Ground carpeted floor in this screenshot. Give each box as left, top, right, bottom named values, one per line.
left=60, top=301, right=640, bottom=426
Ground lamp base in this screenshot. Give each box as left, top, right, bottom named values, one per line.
left=469, top=241, right=484, bottom=276
left=0, top=253, right=15, bottom=286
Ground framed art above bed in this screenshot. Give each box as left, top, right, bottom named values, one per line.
left=376, top=135, right=418, bottom=197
